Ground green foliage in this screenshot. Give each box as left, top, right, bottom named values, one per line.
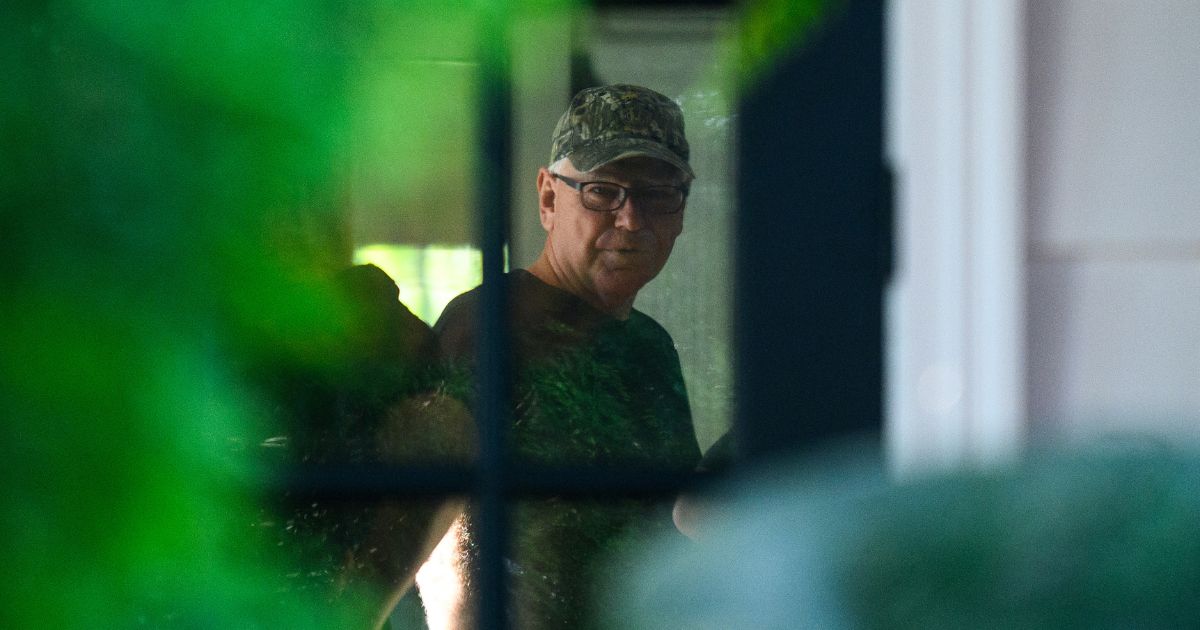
left=843, top=451, right=1200, bottom=629
left=2, top=0, right=565, bottom=626
left=606, top=447, right=1200, bottom=629
left=2, top=0, right=363, bottom=623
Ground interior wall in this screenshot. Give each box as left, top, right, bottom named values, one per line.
left=510, top=12, right=573, bottom=268
left=1026, top=0, right=1200, bottom=442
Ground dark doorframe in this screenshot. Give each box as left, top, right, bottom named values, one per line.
left=735, top=1, right=889, bottom=461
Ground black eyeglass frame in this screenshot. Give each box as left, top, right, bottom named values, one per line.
left=551, top=172, right=690, bottom=215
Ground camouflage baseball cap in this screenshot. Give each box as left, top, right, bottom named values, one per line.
left=549, top=84, right=693, bottom=178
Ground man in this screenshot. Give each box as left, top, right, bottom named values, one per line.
left=430, top=84, right=702, bottom=629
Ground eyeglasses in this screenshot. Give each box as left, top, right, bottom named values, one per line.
left=552, top=173, right=688, bottom=215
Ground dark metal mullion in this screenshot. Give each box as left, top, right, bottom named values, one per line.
left=476, top=6, right=513, bottom=630
left=276, top=464, right=703, bottom=500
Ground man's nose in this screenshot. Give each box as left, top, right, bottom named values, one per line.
left=613, top=197, right=647, bottom=231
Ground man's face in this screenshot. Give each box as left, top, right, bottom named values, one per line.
left=537, top=156, right=688, bottom=314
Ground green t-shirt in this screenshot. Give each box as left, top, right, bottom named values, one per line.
left=435, top=269, right=700, bottom=629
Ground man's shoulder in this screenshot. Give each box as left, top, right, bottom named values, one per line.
left=432, top=284, right=483, bottom=360
left=432, top=271, right=549, bottom=360
left=433, top=284, right=481, bottom=333
left=434, top=269, right=577, bottom=329
left=432, top=271, right=538, bottom=331
left=625, top=308, right=678, bottom=347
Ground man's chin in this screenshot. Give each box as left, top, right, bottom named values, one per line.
left=595, top=270, right=652, bottom=301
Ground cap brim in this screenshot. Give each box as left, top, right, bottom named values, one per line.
left=568, top=138, right=694, bottom=179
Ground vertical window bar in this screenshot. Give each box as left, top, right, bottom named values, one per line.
left=475, top=4, right=513, bottom=630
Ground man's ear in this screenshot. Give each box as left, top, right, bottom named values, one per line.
left=536, top=168, right=556, bottom=231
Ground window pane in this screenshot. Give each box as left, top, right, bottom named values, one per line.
left=415, top=6, right=738, bottom=629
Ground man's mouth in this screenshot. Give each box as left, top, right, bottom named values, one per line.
left=600, top=248, right=651, bottom=271
left=603, top=249, right=649, bottom=264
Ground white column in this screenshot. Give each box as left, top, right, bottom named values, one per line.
left=886, top=0, right=1028, bottom=476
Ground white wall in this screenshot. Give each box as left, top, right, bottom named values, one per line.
left=888, top=0, right=1200, bottom=474
left=1026, top=0, right=1200, bottom=443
